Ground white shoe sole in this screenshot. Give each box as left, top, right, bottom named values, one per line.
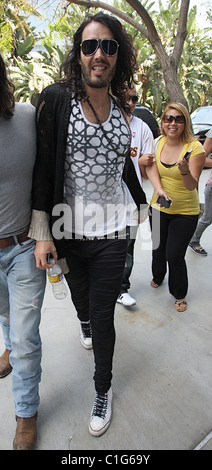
left=124, top=300, right=136, bottom=306
left=89, top=418, right=111, bottom=436
left=80, top=336, right=93, bottom=349
left=117, top=299, right=136, bottom=306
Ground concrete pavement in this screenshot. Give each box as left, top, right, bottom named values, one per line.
left=0, top=169, right=211, bottom=451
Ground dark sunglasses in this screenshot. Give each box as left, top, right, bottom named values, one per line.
left=163, top=114, right=185, bottom=124
left=127, top=95, right=138, bottom=104
left=81, top=38, right=119, bottom=57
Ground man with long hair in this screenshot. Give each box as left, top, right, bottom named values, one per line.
left=0, top=53, right=46, bottom=449
left=29, top=12, right=138, bottom=436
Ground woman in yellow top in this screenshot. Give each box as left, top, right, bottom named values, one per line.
left=149, top=102, right=205, bottom=312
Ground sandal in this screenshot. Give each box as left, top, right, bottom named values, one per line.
left=189, top=244, right=207, bottom=256
left=150, top=280, right=160, bottom=288
left=175, top=300, right=187, bottom=312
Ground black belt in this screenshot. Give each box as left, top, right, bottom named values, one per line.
left=65, top=229, right=128, bottom=241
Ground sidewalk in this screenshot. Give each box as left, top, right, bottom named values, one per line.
left=0, top=169, right=211, bottom=451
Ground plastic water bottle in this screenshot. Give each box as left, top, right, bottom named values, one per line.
left=47, top=258, right=68, bottom=300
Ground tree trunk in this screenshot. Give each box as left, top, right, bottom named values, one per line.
left=160, top=59, right=188, bottom=108
left=125, top=0, right=189, bottom=108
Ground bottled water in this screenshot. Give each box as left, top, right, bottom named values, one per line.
left=47, top=258, right=68, bottom=300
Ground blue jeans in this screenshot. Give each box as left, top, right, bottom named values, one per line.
left=0, top=239, right=46, bottom=417
left=190, top=184, right=212, bottom=245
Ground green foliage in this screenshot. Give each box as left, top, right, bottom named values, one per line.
left=0, top=21, right=13, bottom=53
left=16, top=35, right=35, bottom=57
left=9, top=53, right=58, bottom=104
left=0, top=0, right=41, bottom=55
left=178, top=7, right=212, bottom=111
left=115, top=0, right=212, bottom=115
left=0, top=2, right=13, bottom=53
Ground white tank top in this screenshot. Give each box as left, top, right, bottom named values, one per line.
left=63, top=96, right=136, bottom=237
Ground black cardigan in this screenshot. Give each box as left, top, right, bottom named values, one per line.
left=32, top=83, right=72, bottom=258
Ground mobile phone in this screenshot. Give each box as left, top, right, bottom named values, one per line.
left=183, top=149, right=193, bottom=161
left=156, top=196, right=172, bottom=208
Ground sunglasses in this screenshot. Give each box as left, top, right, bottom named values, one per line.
left=81, top=38, right=119, bottom=57
left=127, top=95, right=138, bottom=104
left=163, top=114, right=185, bottom=124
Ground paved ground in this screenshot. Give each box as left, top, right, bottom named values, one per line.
left=0, top=169, right=211, bottom=451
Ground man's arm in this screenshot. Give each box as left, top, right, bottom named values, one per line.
left=28, top=210, right=57, bottom=269
left=203, top=135, right=212, bottom=165
left=29, top=86, right=59, bottom=269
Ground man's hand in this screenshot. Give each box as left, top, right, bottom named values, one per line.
left=138, top=153, right=154, bottom=167
left=34, top=241, right=58, bottom=269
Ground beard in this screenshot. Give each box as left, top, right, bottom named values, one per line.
left=80, top=61, right=116, bottom=89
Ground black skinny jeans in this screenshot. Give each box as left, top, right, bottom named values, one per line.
left=149, top=208, right=198, bottom=299
left=65, top=238, right=127, bottom=394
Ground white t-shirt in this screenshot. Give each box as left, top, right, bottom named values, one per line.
left=129, top=115, right=154, bottom=225
left=130, top=115, right=154, bottom=185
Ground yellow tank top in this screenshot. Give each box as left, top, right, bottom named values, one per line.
left=150, top=136, right=204, bottom=215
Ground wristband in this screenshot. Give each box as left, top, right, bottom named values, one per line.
left=181, top=170, right=190, bottom=175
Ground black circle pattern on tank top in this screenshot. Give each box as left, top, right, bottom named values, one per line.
left=64, top=98, right=130, bottom=203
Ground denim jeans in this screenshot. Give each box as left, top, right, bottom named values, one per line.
left=65, top=238, right=127, bottom=394
left=0, top=239, right=46, bottom=417
left=190, top=184, right=212, bottom=245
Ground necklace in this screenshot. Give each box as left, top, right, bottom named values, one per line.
left=86, top=96, right=131, bottom=158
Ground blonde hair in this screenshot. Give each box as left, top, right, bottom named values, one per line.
left=161, top=102, right=194, bottom=142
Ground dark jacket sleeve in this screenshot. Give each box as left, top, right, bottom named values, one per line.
left=31, top=84, right=58, bottom=214
left=31, top=83, right=72, bottom=259
left=31, top=83, right=71, bottom=215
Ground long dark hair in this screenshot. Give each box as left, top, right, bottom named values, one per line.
left=0, top=54, right=15, bottom=119
left=60, top=12, right=138, bottom=112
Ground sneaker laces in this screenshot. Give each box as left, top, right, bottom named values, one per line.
left=92, top=392, right=108, bottom=419
left=81, top=321, right=92, bottom=339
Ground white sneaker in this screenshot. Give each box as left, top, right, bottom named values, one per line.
left=89, top=387, right=112, bottom=437
left=117, top=292, right=136, bottom=306
left=80, top=321, right=92, bottom=349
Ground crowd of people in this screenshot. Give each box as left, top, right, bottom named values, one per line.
left=0, top=12, right=208, bottom=450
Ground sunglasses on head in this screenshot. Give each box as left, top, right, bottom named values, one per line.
left=127, top=95, right=138, bottom=104
left=163, top=114, right=185, bottom=124
left=81, top=38, right=119, bottom=57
